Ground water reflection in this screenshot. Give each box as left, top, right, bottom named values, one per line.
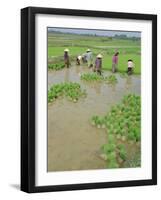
left=109, top=83, right=116, bottom=93
left=75, top=64, right=81, bottom=74
left=93, top=83, right=101, bottom=94
left=125, top=76, right=132, bottom=90
left=64, top=68, right=70, bottom=82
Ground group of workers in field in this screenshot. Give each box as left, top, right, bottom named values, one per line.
left=64, top=48, right=134, bottom=75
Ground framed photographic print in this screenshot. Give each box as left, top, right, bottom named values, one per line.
left=21, top=7, right=157, bottom=193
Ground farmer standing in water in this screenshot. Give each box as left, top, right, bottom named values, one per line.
left=94, top=54, right=103, bottom=75
left=127, top=59, right=134, bottom=75
left=64, top=48, right=70, bottom=68
left=86, top=49, right=93, bottom=68
left=112, top=52, right=119, bottom=73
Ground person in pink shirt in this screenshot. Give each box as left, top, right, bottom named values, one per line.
left=112, top=52, right=119, bottom=73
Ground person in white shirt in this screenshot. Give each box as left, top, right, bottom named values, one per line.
left=127, top=59, right=134, bottom=75
left=86, top=49, right=93, bottom=68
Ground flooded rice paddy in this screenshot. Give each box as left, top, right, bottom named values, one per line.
left=48, top=65, right=141, bottom=172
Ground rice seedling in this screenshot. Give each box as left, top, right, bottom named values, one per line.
left=48, top=82, right=87, bottom=103
left=90, top=116, right=106, bottom=128
left=80, top=73, right=104, bottom=81
left=105, top=75, right=118, bottom=84
left=117, top=144, right=127, bottom=161
left=108, top=160, right=119, bottom=168
left=48, top=62, right=65, bottom=70
left=101, top=143, right=116, bottom=154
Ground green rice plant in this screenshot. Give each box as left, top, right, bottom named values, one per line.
left=80, top=73, right=104, bottom=81
left=91, top=116, right=107, bottom=128
left=107, top=151, right=117, bottom=161
left=105, top=75, right=118, bottom=84
left=101, top=143, right=116, bottom=154
left=48, top=82, right=87, bottom=103
left=108, top=134, right=115, bottom=143
left=117, top=144, right=127, bottom=161
left=101, top=141, right=119, bottom=169
left=91, top=116, right=98, bottom=126
left=48, top=62, right=65, bottom=70
left=108, top=160, right=119, bottom=168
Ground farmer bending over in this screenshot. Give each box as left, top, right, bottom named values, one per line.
left=94, top=54, right=103, bottom=75
left=86, top=49, right=93, bottom=68
left=81, top=53, right=87, bottom=63
left=64, top=48, right=70, bottom=68
left=127, top=59, right=134, bottom=75
left=76, top=55, right=82, bottom=65
left=112, top=52, right=119, bottom=73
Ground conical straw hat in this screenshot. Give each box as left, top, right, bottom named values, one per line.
left=86, top=49, right=91, bottom=52
left=97, top=54, right=103, bottom=58
left=64, top=48, right=69, bottom=52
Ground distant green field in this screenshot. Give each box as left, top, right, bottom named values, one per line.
left=48, top=32, right=141, bottom=74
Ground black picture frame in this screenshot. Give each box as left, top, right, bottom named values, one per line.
left=21, top=6, right=157, bottom=193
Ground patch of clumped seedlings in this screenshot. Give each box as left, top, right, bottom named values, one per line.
left=105, top=75, right=118, bottom=84
left=48, top=82, right=87, bottom=103
left=80, top=73, right=104, bottom=81
left=80, top=73, right=117, bottom=84
left=91, top=94, right=141, bottom=168
left=48, top=62, right=65, bottom=70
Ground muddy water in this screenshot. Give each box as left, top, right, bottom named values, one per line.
left=48, top=65, right=141, bottom=172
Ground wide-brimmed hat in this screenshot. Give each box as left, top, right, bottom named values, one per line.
left=97, top=54, right=103, bottom=58
left=64, top=48, right=69, bottom=52
left=86, top=49, right=91, bottom=52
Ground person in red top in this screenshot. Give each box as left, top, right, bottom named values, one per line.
left=112, top=52, right=119, bottom=73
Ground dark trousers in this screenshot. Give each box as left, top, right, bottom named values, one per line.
left=93, top=67, right=102, bottom=75
left=76, top=58, right=80, bottom=65
left=127, top=67, right=133, bottom=75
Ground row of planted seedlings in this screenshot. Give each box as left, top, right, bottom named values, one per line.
left=48, top=82, right=87, bottom=103
left=90, top=94, right=141, bottom=168
left=80, top=73, right=118, bottom=84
